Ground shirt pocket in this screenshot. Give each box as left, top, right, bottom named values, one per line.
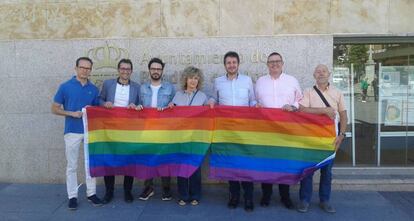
left=158, top=90, right=172, bottom=106
left=140, top=90, right=152, bottom=106
left=236, top=88, right=249, bottom=101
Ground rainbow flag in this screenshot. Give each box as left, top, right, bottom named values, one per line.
left=83, top=106, right=336, bottom=183
left=84, top=106, right=213, bottom=179
left=209, top=106, right=336, bottom=184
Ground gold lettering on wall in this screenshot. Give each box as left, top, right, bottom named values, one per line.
left=86, top=43, right=269, bottom=86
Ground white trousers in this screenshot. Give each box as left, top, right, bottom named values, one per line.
left=64, top=133, right=96, bottom=199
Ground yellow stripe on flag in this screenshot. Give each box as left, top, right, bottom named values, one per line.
left=89, top=129, right=213, bottom=144
left=212, top=130, right=334, bottom=151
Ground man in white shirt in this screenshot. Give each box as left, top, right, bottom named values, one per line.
left=99, top=58, right=140, bottom=204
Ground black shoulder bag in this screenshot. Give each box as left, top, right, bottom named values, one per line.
left=313, top=86, right=341, bottom=136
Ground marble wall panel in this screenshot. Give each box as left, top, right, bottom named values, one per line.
left=0, top=76, right=69, bottom=114
left=219, top=0, right=273, bottom=36
left=0, top=114, right=64, bottom=149
left=46, top=148, right=66, bottom=184
left=100, top=0, right=162, bottom=38
left=274, top=0, right=330, bottom=34
left=389, top=0, right=414, bottom=33
left=14, top=40, right=75, bottom=78
left=0, top=147, right=49, bottom=183
left=0, top=3, right=48, bottom=39
left=329, top=0, right=389, bottom=34
left=161, top=0, right=219, bottom=37
left=46, top=2, right=104, bottom=39
left=1, top=0, right=414, bottom=39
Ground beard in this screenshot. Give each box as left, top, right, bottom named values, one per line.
left=150, top=73, right=161, bottom=80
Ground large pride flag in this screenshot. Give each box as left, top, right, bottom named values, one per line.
left=84, top=106, right=213, bottom=179
left=209, top=106, right=336, bottom=184
left=83, top=106, right=336, bottom=184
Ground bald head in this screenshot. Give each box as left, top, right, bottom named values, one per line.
left=313, top=64, right=331, bottom=86
left=314, top=64, right=330, bottom=73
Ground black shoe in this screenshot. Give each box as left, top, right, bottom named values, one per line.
left=139, top=186, right=154, bottom=201
left=244, top=199, right=254, bottom=212
left=102, top=191, right=113, bottom=204
left=87, top=194, right=103, bottom=207
left=227, top=196, right=239, bottom=209
left=161, top=188, right=172, bottom=201
left=68, top=198, right=77, bottom=210
left=124, top=191, right=134, bottom=203
left=281, top=197, right=294, bottom=209
left=260, top=197, right=270, bottom=207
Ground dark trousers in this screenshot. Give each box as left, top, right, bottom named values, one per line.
left=261, top=183, right=290, bottom=200
left=229, top=181, right=253, bottom=201
left=144, top=177, right=171, bottom=189
left=177, top=168, right=202, bottom=201
left=104, top=175, right=134, bottom=193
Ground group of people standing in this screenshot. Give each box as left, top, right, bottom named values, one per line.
left=52, top=51, right=347, bottom=214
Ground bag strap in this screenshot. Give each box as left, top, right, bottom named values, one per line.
left=188, top=90, right=199, bottom=106
left=313, top=86, right=331, bottom=108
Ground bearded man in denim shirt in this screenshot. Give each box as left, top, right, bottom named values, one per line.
left=136, top=57, right=176, bottom=201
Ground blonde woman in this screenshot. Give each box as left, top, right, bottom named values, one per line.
left=168, top=66, right=208, bottom=206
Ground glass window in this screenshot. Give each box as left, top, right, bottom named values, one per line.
left=333, top=40, right=414, bottom=166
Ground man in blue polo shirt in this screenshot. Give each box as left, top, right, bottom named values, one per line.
left=51, top=57, right=103, bottom=210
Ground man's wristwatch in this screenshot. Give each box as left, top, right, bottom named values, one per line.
left=339, top=132, right=346, bottom=137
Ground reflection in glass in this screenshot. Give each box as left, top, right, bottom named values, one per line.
left=333, top=43, right=414, bottom=166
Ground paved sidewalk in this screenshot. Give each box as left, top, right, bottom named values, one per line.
left=1, top=183, right=413, bottom=221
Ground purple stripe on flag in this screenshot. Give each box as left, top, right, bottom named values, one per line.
left=209, top=166, right=321, bottom=185
left=90, top=164, right=199, bottom=180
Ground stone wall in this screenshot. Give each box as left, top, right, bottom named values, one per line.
left=0, top=0, right=413, bottom=40
left=0, top=36, right=332, bottom=183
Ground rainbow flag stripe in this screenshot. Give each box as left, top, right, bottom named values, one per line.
left=84, top=106, right=213, bottom=179
left=209, top=106, right=336, bottom=184
left=84, top=106, right=336, bottom=183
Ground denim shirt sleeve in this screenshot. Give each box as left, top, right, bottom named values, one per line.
left=139, top=83, right=152, bottom=107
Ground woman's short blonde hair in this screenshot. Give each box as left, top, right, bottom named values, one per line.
left=180, top=66, right=204, bottom=90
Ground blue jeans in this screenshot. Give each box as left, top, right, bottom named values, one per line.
left=177, top=168, right=202, bottom=201
left=299, top=161, right=333, bottom=203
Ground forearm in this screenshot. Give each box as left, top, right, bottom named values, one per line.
left=339, top=111, right=348, bottom=133
left=299, top=105, right=327, bottom=115
left=51, top=104, right=74, bottom=117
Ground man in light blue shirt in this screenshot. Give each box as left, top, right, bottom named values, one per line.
left=208, top=51, right=256, bottom=212
left=208, top=57, right=256, bottom=107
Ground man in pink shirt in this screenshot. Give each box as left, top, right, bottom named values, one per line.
left=255, top=52, right=302, bottom=209
left=297, top=64, right=347, bottom=214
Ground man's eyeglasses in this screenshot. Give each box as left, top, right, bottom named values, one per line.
left=267, top=60, right=283, bottom=65
left=150, top=68, right=163, bottom=71
left=77, top=66, right=92, bottom=71
left=119, top=68, right=132, bottom=72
